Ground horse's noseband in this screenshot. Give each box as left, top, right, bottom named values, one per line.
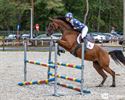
left=47, top=21, right=60, bottom=36
left=47, top=23, right=54, bottom=36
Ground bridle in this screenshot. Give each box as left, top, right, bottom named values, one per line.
left=47, top=20, right=60, bottom=36
left=47, top=18, right=82, bottom=57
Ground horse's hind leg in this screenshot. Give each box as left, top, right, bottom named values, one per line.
left=93, top=61, right=107, bottom=87
left=103, top=66, right=116, bottom=87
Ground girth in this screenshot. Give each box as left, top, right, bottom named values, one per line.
left=70, top=44, right=82, bottom=57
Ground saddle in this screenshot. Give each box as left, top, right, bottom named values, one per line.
left=77, top=34, right=95, bottom=49
left=70, top=34, right=95, bottom=57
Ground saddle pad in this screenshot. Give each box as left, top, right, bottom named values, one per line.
left=77, top=34, right=94, bottom=49
left=86, top=41, right=94, bottom=49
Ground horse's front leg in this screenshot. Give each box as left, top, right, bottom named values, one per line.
left=56, top=39, right=71, bottom=51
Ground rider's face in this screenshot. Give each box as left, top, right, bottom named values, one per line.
left=66, top=18, right=71, bottom=22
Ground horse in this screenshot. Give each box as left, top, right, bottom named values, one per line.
left=47, top=17, right=125, bottom=87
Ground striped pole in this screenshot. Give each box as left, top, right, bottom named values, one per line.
left=26, top=60, right=81, bottom=70
left=48, top=72, right=81, bottom=83
left=57, top=82, right=90, bottom=94
left=18, top=78, right=55, bottom=86
left=49, top=61, right=81, bottom=70
left=25, top=60, right=55, bottom=69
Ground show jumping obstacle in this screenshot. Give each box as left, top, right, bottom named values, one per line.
left=47, top=39, right=90, bottom=95
left=18, top=78, right=55, bottom=86
left=25, top=60, right=55, bottom=69
left=48, top=72, right=81, bottom=83
left=49, top=61, right=82, bottom=69
left=18, top=39, right=90, bottom=96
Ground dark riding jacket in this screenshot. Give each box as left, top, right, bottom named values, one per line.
left=70, top=18, right=86, bottom=32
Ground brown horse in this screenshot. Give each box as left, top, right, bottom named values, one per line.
left=47, top=17, right=125, bottom=87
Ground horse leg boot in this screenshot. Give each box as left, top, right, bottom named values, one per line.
left=57, top=45, right=65, bottom=56
left=58, top=45, right=65, bottom=53
left=93, top=62, right=107, bottom=87
left=103, top=67, right=116, bottom=87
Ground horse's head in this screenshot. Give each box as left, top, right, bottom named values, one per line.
left=47, top=17, right=75, bottom=36
left=47, top=17, right=81, bottom=54
left=47, top=18, right=60, bottom=36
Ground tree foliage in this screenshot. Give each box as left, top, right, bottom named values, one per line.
left=0, top=0, right=123, bottom=33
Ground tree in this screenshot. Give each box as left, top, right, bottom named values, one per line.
left=123, top=0, right=125, bottom=40
left=0, top=0, right=123, bottom=33
left=84, top=0, right=89, bottom=24
left=0, top=0, right=16, bottom=30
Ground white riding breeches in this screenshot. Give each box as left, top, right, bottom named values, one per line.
left=81, top=26, right=88, bottom=38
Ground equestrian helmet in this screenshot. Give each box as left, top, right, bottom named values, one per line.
left=65, top=12, right=73, bottom=19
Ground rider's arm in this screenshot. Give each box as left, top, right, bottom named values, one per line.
left=72, top=19, right=85, bottom=29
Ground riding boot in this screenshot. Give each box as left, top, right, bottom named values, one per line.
left=79, top=35, right=84, bottom=43
left=81, top=37, right=87, bottom=43
left=83, top=37, right=87, bottom=49
left=81, top=37, right=87, bottom=52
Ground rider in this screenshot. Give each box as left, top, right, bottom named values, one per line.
left=65, top=12, right=88, bottom=43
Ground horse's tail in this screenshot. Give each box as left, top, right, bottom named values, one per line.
left=109, top=50, right=125, bottom=66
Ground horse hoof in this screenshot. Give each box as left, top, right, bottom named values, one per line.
left=96, top=84, right=103, bottom=87
left=110, top=85, right=116, bottom=87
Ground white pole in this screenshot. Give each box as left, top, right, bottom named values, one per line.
left=53, top=42, right=58, bottom=96
left=80, top=42, right=84, bottom=95
left=24, top=41, right=27, bottom=81
left=30, top=8, right=33, bottom=39
left=123, top=0, right=125, bottom=40
left=48, top=38, right=53, bottom=79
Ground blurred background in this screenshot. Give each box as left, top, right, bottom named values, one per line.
left=0, top=0, right=123, bottom=48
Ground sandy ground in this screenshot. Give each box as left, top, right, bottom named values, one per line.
left=0, top=51, right=125, bottom=100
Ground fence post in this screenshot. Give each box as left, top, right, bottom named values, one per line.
left=80, top=42, right=84, bottom=95
left=2, top=39, right=5, bottom=51
left=48, top=38, right=53, bottom=79
left=24, top=40, right=27, bottom=81
left=53, top=42, right=58, bottom=96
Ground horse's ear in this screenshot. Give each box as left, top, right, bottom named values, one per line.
left=49, top=17, right=53, bottom=21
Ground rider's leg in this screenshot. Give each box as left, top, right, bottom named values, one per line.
left=80, top=26, right=88, bottom=43
left=81, top=26, right=88, bottom=39
left=77, top=26, right=88, bottom=44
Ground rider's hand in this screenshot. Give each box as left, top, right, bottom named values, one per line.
left=74, top=27, right=77, bottom=29
left=73, top=27, right=77, bottom=30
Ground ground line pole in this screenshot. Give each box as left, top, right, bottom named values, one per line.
left=80, top=42, right=84, bottom=95
left=24, top=40, right=27, bottom=81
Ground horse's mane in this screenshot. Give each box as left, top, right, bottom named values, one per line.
left=55, top=16, right=80, bottom=33
left=56, top=16, right=73, bottom=28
